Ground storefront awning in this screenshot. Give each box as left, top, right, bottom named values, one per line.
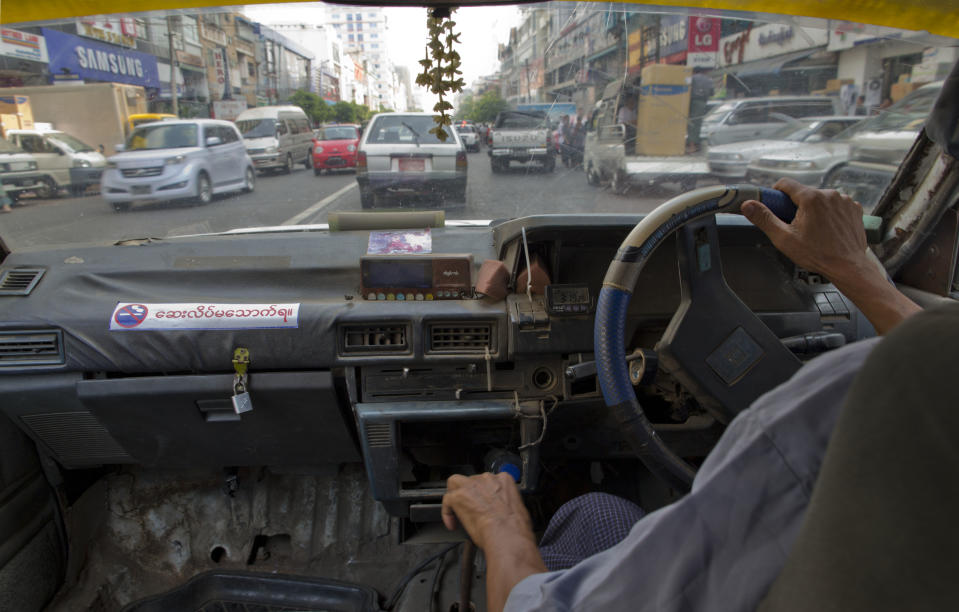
left=727, top=48, right=818, bottom=78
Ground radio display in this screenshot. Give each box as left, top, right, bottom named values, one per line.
left=363, top=260, right=433, bottom=289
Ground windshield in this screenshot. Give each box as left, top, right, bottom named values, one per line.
left=0, top=2, right=954, bottom=250
left=0, top=139, right=24, bottom=154
left=126, top=124, right=199, bottom=150
left=46, top=132, right=96, bottom=152
left=236, top=118, right=278, bottom=139
left=317, top=126, right=359, bottom=140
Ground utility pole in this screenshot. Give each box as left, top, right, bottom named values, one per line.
left=166, top=15, right=179, bottom=116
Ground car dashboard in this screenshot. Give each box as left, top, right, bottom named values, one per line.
left=0, top=214, right=872, bottom=528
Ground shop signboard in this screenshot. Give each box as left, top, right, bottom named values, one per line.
left=627, top=30, right=643, bottom=75
left=687, top=17, right=719, bottom=68
left=720, top=23, right=828, bottom=67
left=42, top=28, right=160, bottom=89
left=0, top=28, right=49, bottom=63
left=211, top=99, right=248, bottom=121
left=658, top=15, right=688, bottom=60
left=77, top=18, right=137, bottom=48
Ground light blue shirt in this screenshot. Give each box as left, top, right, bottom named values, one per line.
left=506, top=337, right=880, bottom=612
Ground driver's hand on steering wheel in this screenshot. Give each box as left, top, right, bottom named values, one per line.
left=741, top=178, right=869, bottom=285
left=741, top=177, right=921, bottom=334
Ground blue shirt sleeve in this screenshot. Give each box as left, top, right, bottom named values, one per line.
left=505, top=337, right=881, bottom=612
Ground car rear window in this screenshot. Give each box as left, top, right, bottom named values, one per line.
left=319, top=126, right=359, bottom=140
left=494, top=111, right=548, bottom=129
left=366, top=116, right=454, bottom=145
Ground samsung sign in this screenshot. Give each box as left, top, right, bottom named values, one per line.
left=42, top=28, right=160, bottom=88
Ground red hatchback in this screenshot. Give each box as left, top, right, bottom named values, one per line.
left=311, top=124, right=361, bottom=175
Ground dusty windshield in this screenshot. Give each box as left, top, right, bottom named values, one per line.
left=126, top=124, right=199, bottom=150
left=47, top=132, right=96, bottom=152
left=0, top=2, right=955, bottom=250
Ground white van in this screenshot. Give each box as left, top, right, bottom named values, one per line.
left=4, top=128, right=107, bottom=198
left=701, top=96, right=843, bottom=146
left=235, top=106, right=313, bottom=174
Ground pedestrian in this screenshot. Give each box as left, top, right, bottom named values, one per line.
left=571, top=116, right=585, bottom=167
left=855, top=95, right=868, bottom=116
left=560, top=115, right=574, bottom=168
left=687, top=67, right=714, bottom=153
left=617, top=95, right=637, bottom=155
left=0, top=183, right=12, bottom=214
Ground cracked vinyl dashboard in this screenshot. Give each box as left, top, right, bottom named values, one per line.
left=0, top=214, right=873, bottom=523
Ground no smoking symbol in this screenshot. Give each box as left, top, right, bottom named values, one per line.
left=115, top=304, right=148, bottom=328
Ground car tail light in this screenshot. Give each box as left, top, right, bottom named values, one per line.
left=357, top=151, right=367, bottom=169
left=456, top=150, right=467, bottom=169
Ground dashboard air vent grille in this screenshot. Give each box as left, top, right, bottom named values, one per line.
left=0, top=267, right=45, bottom=295
left=365, top=423, right=393, bottom=449
left=342, top=324, right=409, bottom=353
left=428, top=323, right=494, bottom=353
left=0, top=330, right=64, bottom=366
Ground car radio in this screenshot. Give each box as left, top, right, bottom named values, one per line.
left=361, top=255, right=473, bottom=300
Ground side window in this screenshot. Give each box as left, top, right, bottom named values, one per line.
left=299, top=118, right=311, bottom=134
left=223, top=126, right=239, bottom=143
left=205, top=126, right=221, bottom=145
left=19, top=135, right=47, bottom=153
left=276, top=120, right=288, bottom=136
left=818, top=121, right=848, bottom=139
left=729, top=104, right=768, bottom=125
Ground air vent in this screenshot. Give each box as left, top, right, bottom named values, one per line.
left=0, top=330, right=64, bottom=366
left=341, top=324, right=409, bottom=354
left=428, top=323, right=494, bottom=353
left=365, top=423, right=393, bottom=448
left=0, top=267, right=45, bottom=295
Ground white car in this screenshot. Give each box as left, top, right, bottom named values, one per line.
left=356, top=112, right=467, bottom=208
left=5, top=128, right=107, bottom=198
left=101, top=119, right=255, bottom=212
left=456, top=124, right=480, bottom=152
left=708, top=117, right=861, bottom=180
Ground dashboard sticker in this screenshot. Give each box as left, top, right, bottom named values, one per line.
left=109, top=302, right=299, bottom=331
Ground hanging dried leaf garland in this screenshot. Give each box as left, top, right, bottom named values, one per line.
left=415, top=7, right=465, bottom=141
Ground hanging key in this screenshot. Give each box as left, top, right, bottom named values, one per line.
left=232, top=347, right=253, bottom=415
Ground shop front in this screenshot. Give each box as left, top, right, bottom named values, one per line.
left=0, top=27, right=49, bottom=87
left=42, top=28, right=160, bottom=89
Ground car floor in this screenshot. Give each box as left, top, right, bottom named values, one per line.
left=47, top=463, right=463, bottom=611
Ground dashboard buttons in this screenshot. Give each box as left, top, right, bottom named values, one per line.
left=415, top=293, right=424, bottom=301
left=367, top=292, right=377, bottom=300
left=405, top=293, right=414, bottom=301
left=387, top=293, right=396, bottom=301
left=396, top=293, right=406, bottom=301
left=426, top=293, right=434, bottom=300
left=377, top=293, right=386, bottom=301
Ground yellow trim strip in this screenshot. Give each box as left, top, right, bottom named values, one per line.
left=3, top=0, right=958, bottom=38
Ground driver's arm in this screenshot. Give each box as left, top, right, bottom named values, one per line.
left=441, top=473, right=546, bottom=612
left=741, top=178, right=921, bottom=335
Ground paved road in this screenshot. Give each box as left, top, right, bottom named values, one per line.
left=0, top=151, right=718, bottom=251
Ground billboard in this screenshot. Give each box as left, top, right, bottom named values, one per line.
left=687, top=17, right=720, bottom=68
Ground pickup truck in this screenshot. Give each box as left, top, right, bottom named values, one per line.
left=488, top=110, right=555, bottom=172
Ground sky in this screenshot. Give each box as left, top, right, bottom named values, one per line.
left=241, top=2, right=521, bottom=108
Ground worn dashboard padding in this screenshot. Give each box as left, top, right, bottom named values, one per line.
left=759, top=302, right=959, bottom=612
left=475, top=259, right=509, bottom=299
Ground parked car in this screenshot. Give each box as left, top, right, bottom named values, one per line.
left=820, top=81, right=944, bottom=209
left=235, top=106, right=313, bottom=174
left=311, top=124, right=361, bottom=175
left=355, top=112, right=467, bottom=208
left=4, top=128, right=107, bottom=197
left=101, top=119, right=254, bottom=212
left=701, top=96, right=843, bottom=146
left=456, top=124, right=481, bottom=152
left=708, top=116, right=861, bottom=180
left=0, top=137, right=42, bottom=201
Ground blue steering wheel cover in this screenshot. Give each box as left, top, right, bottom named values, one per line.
left=757, top=187, right=797, bottom=223
left=595, top=287, right=634, bottom=407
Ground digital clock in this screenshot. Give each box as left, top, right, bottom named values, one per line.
left=546, top=284, right=592, bottom=315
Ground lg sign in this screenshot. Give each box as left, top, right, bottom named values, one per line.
left=688, top=17, right=720, bottom=67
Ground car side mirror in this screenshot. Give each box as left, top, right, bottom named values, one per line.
left=115, top=144, right=126, bottom=152
left=54, top=147, right=65, bottom=155
left=206, top=136, right=222, bottom=147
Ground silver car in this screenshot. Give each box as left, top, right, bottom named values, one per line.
left=101, top=119, right=255, bottom=212
left=701, top=96, right=843, bottom=146
left=456, top=124, right=480, bottom=153
left=709, top=117, right=861, bottom=180
left=356, top=113, right=467, bottom=208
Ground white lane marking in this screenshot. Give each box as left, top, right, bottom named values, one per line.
left=281, top=182, right=357, bottom=226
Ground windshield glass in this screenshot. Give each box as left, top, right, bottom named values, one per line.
left=317, top=126, right=358, bottom=140
left=46, top=132, right=96, bottom=152
left=126, top=124, right=199, bottom=150
left=236, top=118, right=278, bottom=139
left=0, top=2, right=954, bottom=250
left=0, top=139, right=24, bottom=154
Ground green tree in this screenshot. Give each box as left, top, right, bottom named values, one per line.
left=455, top=93, right=475, bottom=120
left=333, top=101, right=356, bottom=123
left=470, top=90, right=509, bottom=123
left=289, top=90, right=333, bottom=126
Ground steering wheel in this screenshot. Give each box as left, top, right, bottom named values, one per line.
left=594, top=185, right=802, bottom=491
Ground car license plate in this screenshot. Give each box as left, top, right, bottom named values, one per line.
left=131, top=185, right=151, bottom=195
left=398, top=158, right=425, bottom=172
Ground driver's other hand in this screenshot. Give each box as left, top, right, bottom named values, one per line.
left=741, top=177, right=869, bottom=283
left=441, top=472, right=536, bottom=550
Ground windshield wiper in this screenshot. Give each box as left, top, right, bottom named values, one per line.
left=401, top=121, right=421, bottom=147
